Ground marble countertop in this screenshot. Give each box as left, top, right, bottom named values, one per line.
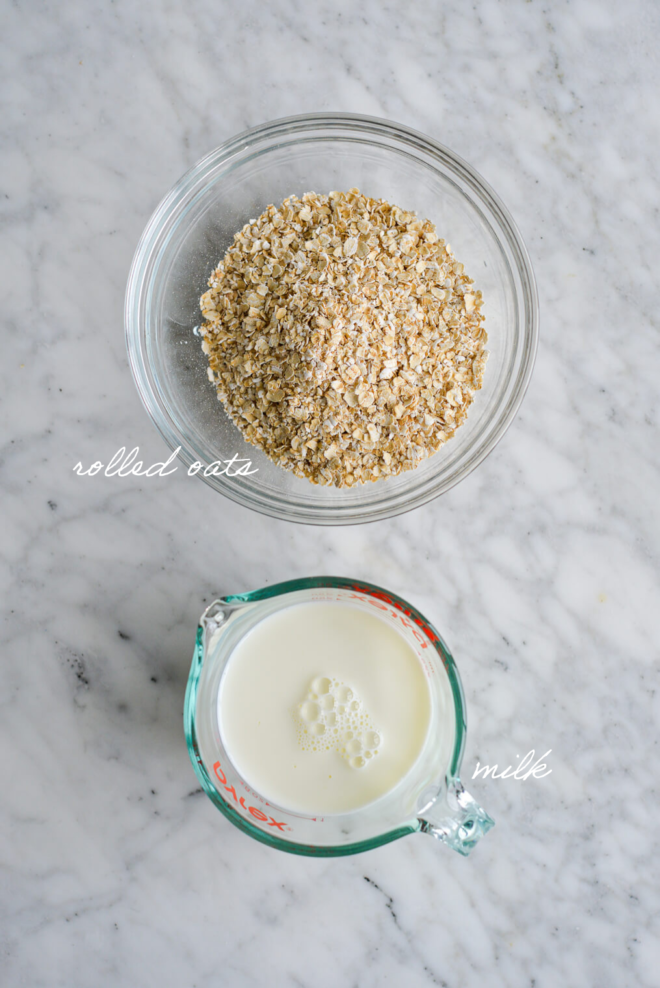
left=3, top=1, right=660, bottom=985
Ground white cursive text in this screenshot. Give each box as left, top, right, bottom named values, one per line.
left=73, top=446, right=258, bottom=478
left=472, top=749, right=552, bottom=781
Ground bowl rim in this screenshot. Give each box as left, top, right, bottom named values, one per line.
left=125, top=111, right=539, bottom=525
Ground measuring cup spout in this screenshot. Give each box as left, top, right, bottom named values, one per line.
left=200, top=598, right=240, bottom=633
left=193, top=597, right=249, bottom=671
left=418, top=779, right=494, bottom=856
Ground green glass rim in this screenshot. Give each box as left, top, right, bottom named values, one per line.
left=183, top=575, right=467, bottom=856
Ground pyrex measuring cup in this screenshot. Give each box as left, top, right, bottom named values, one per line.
left=184, top=576, right=494, bottom=856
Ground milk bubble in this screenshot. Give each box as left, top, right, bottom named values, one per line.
left=300, top=701, right=320, bottom=722
left=294, top=677, right=383, bottom=770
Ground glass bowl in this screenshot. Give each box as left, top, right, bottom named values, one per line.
left=125, top=113, right=538, bottom=525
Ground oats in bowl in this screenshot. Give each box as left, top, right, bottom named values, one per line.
left=198, top=188, right=487, bottom=487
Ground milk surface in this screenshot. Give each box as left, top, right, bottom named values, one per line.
left=217, top=601, right=432, bottom=815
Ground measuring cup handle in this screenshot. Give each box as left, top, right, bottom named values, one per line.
left=418, top=778, right=494, bottom=856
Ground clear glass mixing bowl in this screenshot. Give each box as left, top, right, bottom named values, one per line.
left=125, top=113, right=538, bottom=524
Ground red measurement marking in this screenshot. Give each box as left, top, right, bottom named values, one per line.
left=213, top=761, right=287, bottom=830
left=346, top=586, right=438, bottom=650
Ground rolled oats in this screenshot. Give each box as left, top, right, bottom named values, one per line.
left=198, top=189, right=487, bottom=487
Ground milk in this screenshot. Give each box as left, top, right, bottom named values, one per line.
left=217, top=601, right=432, bottom=815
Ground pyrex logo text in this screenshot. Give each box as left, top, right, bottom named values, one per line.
left=213, top=761, right=287, bottom=830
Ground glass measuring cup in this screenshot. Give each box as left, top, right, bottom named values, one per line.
left=184, top=576, right=494, bottom=856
